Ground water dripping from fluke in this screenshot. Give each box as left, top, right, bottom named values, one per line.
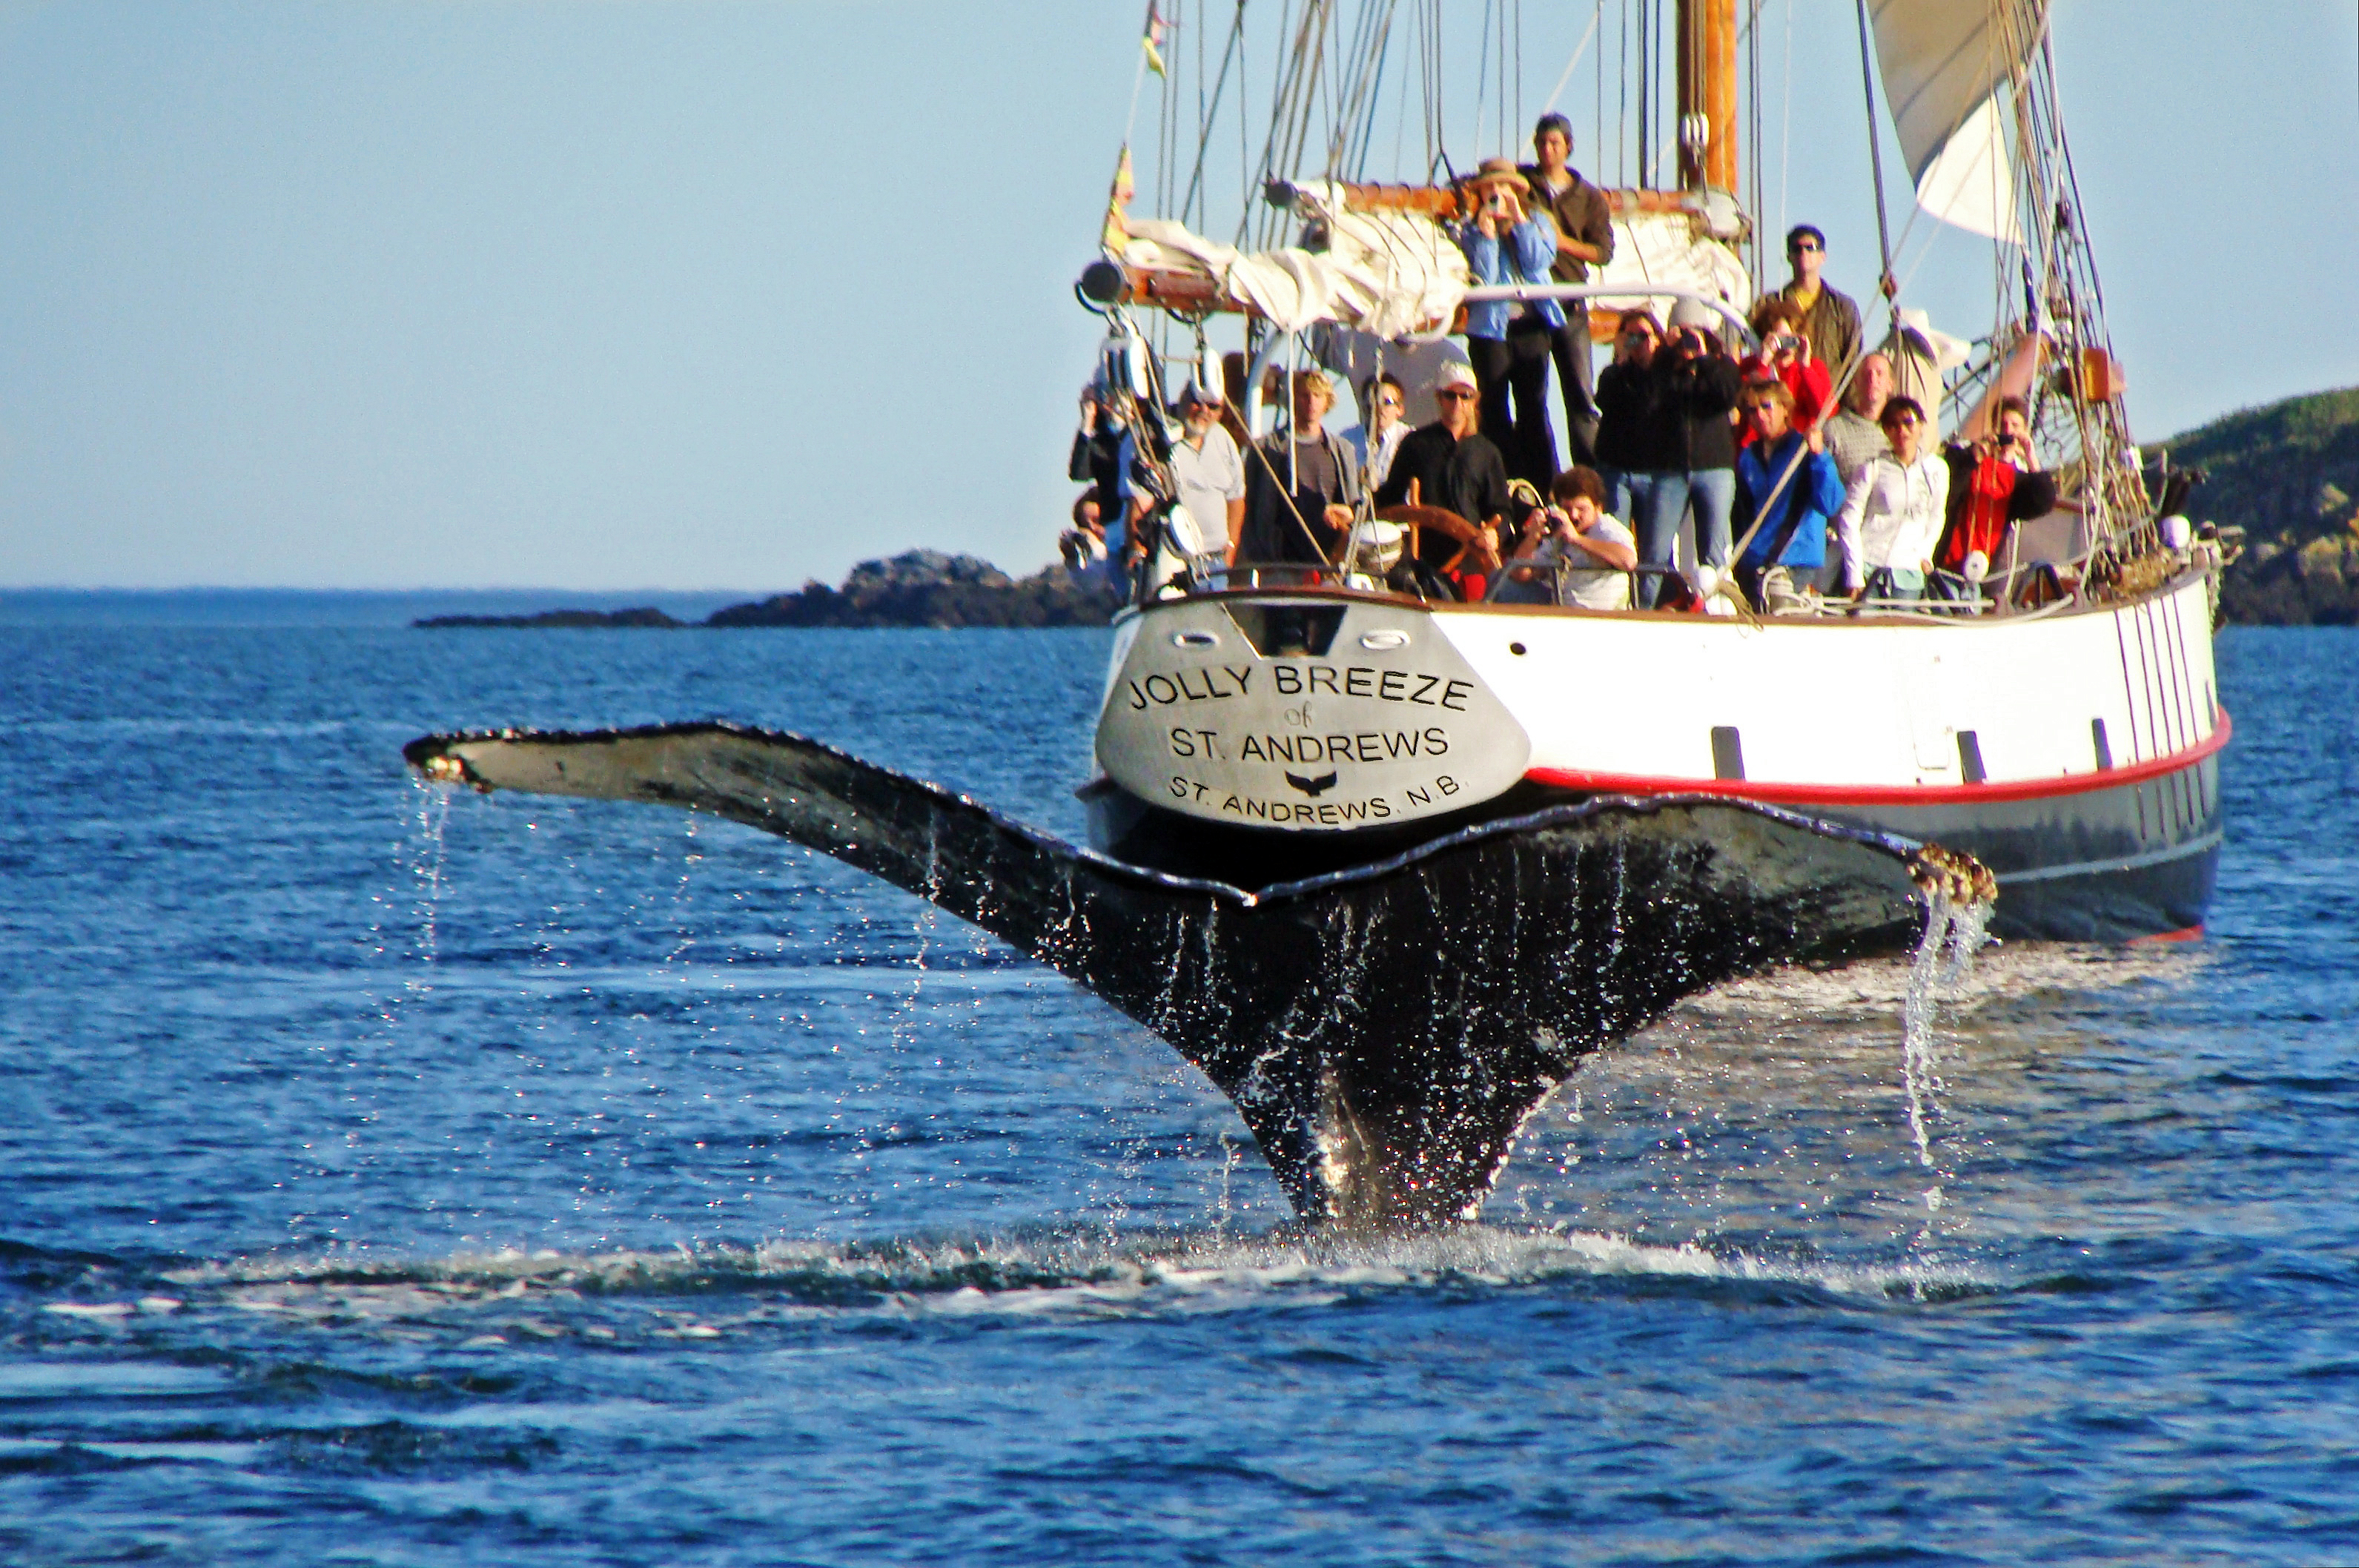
left=402, top=722, right=1994, bottom=1232
left=1899, top=852, right=2000, bottom=1214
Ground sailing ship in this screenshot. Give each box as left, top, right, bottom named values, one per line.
left=1075, top=0, right=2228, bottom=943
left=400, top=1, right=2215, bottom=1224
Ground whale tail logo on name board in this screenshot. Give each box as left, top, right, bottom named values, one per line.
left=1284, top=770, right=1339, bottom=797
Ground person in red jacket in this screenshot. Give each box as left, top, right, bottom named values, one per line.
left=1937, top=396, right=2060, bottom=592
left=1738, top=298, right=1833, bottom=444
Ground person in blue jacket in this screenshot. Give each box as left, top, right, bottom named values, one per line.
left=1734, top=379, right=1845, bottom=611
left=1456, top=157, right=1563, bottom=493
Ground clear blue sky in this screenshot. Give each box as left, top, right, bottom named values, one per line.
left=1, top=1, right=2352, bottom=590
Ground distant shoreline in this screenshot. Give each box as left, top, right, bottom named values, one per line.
left=411, top=551, right=1121, bottom=631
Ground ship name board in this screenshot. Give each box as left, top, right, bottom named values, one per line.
left=1123, top=662, right=1475, bottom=712
left=1096, top=630, right=1532, bottom=833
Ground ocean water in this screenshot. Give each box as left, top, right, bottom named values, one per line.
left=1, top=605, right=2355, bottom=1566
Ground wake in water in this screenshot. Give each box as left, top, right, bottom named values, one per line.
left=11, top=1225, right=1999, bottom=1347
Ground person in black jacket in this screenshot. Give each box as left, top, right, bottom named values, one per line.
left=1068, top=384, right=1145, bottom=586
left=1593, top=306, right=1667, bottom=521
left=1630, top=300, right=1741, bottom=603
left=1376, top=361, right=1538, bottom=599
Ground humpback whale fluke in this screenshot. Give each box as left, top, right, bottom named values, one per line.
left=404, top=722, right=1946, bottom=1230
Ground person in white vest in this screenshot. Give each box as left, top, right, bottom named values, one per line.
left=1832, top=396, right=1950, bottom=602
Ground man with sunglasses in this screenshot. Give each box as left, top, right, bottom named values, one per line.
left=1377, top=360, right=1536, bottom=598
left=1775, top=225, right=1862, bottom=380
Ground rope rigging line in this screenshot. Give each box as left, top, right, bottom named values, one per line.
left=1468, top=0, right=1492, bottom=159
left=1541, top=0, right=1605, bottom=116
left=1852, top=0, right=1895, bottom=294
left=1777, top=0, right=1791, bottom=242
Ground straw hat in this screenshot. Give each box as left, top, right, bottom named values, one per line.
left=1467, top=156, right=1530, bottom=194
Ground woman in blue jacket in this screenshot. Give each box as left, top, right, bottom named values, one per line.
left=1456, top=158, right=1563, bottom=492
left=1734, top=380, right=1846, bottom=611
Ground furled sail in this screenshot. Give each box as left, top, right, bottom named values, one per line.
left=1869, top=0, right=2045, bottom=242
left=1119, top=182, right=1472, bottom=337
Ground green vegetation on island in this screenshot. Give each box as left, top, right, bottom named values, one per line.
left=2156, top=386, right=2359, bottom=625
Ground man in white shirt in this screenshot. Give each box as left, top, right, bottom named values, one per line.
left=1831, top=396, right=1949, bottom=601
left=1166, top=382, right=1248, bottom=563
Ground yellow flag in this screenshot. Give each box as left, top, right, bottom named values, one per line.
left=1102, top=146, right=1134, bottom=254
left=1143, top=4, right=1168, bottom=76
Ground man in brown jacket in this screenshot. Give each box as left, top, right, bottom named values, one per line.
left=1518, top=113, right=1615, bottom=466
left=1776, top=224, right=1863, bottom=381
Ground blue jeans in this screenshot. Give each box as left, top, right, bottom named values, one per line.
left=1597, top=465, right=1632, bottom=522
left=1627, top=471, right=1685, bottom=572
left=1684, top=468, right=1736, bottom=569
left=1629, top=469, right=1737, bottom=607
left=1630, top=469, right=1736, bottom=570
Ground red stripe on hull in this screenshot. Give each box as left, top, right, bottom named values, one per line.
left=1526, top=712, right=2231, bottom=808
left=2128, top=924, right=2206, bottom=945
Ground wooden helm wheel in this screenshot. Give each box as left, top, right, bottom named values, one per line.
left=1375, top=503, right=1482, bottom=577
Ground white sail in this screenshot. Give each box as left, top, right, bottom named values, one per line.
left=1912, top=91, right=2022, bottom=245
left=1868, top=0, right=2046, bottom=184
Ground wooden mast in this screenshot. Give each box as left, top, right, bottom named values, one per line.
left=1675, top=0, right=1739, bottom=194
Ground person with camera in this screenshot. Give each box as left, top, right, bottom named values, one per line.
left=1068, top=383, right=1148, bottom=587
left=1936, top=394, right=2059, bottom=592
left=1831, top=396, right=1948, bottom=603
left=1630, top=297, right=1742, bottom=603
left=1738, top=297, right=1832, bottom=443
left=1492, top=466, right=1638, bottom=609
left=1593, top=306, right=1667, bottom=523
left=1455, top=157, right=1564, bottom=494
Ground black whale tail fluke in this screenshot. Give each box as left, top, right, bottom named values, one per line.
left=405, top=721, right=1969, bottom=1231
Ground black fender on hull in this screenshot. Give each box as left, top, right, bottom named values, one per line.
left=404, top=722, right=1948, bottom=1230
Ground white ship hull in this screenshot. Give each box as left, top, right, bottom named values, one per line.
left=1088, top=573, right=2226, bottom=942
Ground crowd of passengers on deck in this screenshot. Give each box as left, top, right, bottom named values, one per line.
left=1060, top=111, right=2062, bottom=615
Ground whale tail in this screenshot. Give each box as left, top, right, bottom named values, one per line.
left=406, top=722, right=1946, bottom=1228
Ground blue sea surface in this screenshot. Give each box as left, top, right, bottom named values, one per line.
left=1, top=603, right=2355, bottom=1565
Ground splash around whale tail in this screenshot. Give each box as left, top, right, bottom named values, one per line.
left=405, top=721, right=1962, bottom=1230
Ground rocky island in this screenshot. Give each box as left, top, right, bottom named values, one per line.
left=418, top=389, right=2359, bottom=632
left=2157, top=385, right=2359, bottom=625
left=414, top=551, right=1121, bottom=630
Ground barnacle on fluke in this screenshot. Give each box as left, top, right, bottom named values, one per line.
left=405, top=722, right=1988, bottom=1231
